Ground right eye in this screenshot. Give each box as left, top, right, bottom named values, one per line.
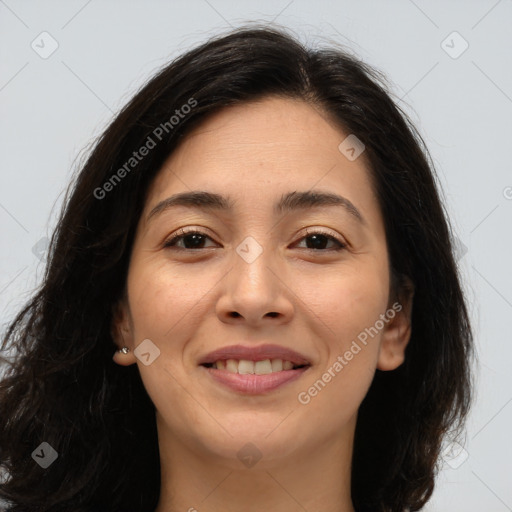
left=163, top=229, right=218, bottom=250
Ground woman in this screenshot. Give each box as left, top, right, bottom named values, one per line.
left=0, top=25, right=473, bottom=512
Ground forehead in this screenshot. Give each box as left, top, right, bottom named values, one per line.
left=143, top=96, right=377, bottom=220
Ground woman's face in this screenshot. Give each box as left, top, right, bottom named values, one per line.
left=113, top=96, right=411, bottom=467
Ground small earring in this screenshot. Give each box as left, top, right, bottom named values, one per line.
left=119, top=347, right=130, bottom=354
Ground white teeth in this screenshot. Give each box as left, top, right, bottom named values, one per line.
left=212, top=358, right=302, bottom=374
left=254, top=359, right=273, bottom=375
left=226, top=359, right=238, bottom=373
left=271, top=359, right=283, bottom=372
left=238, top=360, right=254, bottom=374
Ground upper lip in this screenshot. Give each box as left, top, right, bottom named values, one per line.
left=198, top=344, right=311, bottom=366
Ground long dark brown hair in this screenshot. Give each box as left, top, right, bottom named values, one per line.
left=0, top=24, right=473, bottom=512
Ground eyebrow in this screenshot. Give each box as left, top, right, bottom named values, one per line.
left=146, top=190, right=365, bottom=224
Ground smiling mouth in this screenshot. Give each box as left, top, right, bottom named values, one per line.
left=200, top=359, right=311, bottom=394
left=201, top=358, right=309, bottom=374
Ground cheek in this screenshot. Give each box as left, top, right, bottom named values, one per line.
left=296, top=259, right=389, bottom=349
left=124, top=260, right=213, bottom=430
left=126, top=257, right=212, bottom=341
left=293, top=263, right=388, bottom=419
left=124, top=257, right=218, bottom=399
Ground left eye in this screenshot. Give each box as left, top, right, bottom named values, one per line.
left=294, top=231, right=346, bottom=251
left=163, top=229, right=346, bottom=251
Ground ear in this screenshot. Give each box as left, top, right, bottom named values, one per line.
left=377, top=276, right=414, bottom=371
left=111, top=296, right=137, bottom=366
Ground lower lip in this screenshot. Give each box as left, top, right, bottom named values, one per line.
left=201, top=366, right=310, bottom=394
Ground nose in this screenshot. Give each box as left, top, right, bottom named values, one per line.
left=215, top=241, right=294, bottom=327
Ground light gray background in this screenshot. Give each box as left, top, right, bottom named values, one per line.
left=1, top=1, right=511, bottom=510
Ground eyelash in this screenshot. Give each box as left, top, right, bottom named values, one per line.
left=163, top=228, right=346, bottom=252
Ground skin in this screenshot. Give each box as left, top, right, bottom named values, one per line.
left=112, top=96, right=413, bottom=512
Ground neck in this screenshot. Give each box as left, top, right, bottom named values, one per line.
left=154, top=414, right=357, bottom=512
